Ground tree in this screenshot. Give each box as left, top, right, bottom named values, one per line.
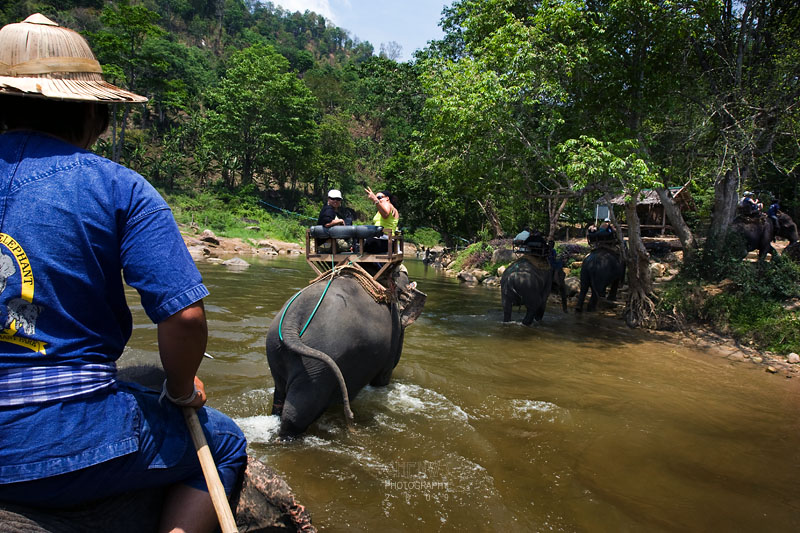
left=689, top=1, right=800, bottom=249
left=311, top=113, right=357, bottom=197
left=379, top=41, right=403, bottom=61
left=88, top=0, right=163, bottom=162
left=203, top=43, right=319, bottom=190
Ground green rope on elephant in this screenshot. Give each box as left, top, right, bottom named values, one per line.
left=278, top=256, right=339, bottom=341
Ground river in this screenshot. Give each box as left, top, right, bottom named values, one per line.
left=123, top=255, right=800, bottom=532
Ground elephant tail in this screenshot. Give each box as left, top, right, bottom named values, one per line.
left=280, top=330, right=355, bottom=428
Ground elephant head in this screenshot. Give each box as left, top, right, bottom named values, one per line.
left=777, top=213, right=799, bottom=244
left=392, top=268, right=427, bottom=328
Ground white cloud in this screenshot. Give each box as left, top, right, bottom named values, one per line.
left=267, top=0, right=339, bottom=22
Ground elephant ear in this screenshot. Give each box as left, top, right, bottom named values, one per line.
left=390, top=267, right=426, bottom=327
left=398, top=288, right=426, bottom=328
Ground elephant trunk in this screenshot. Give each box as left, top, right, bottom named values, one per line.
left=280, top=329, right=354, bottom=427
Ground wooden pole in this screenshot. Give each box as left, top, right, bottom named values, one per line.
left=183, top=407, right=238, bottom=533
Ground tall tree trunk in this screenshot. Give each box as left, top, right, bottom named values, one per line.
left=623, top=195, right=655, bottom=328
left=110, top=104, right=118, bottom=159
left=546, top=196, right=569, bottom=241
left=655, top=187, right=697, bottom=261
left=116, top=105, right=131, bottom=164
left=477, top=196, right=503, bottom=238
left=707, top=168, right=741, bottom=250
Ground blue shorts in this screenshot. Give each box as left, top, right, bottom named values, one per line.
left=0, top=385, right=248, bottom=508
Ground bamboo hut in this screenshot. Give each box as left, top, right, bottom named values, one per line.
left=595, top=184, right=696, bottom=235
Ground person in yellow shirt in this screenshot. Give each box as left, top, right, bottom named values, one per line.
left=364, top=187, right=399, bottom=252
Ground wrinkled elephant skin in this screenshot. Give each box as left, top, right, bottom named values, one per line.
left=576, top=248, right=625, bottom=312
left=501, top=257, right=567, bottom=326
left=266, top=270, right=426, bottom=438
left=731, top=212, right=799, bottom=260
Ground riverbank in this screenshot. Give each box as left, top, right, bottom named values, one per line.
left=180, top=227, right=799, bottom=380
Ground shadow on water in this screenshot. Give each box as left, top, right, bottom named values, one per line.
left=123, top=255, right=800, bottom=532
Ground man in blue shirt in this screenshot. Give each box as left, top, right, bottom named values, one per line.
left=767, top=198, right=781, bottom=231
left=0, top=14, right=246, bottom=532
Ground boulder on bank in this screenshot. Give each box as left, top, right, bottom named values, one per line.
left=223, top=257, right=250, bottom=270
left=492, top=248, right=514, bottom=264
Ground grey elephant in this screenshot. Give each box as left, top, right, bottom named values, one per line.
left=576, top=247, right=626, bottom=312
left=266, top=267, right=426, bottom=438
left=730, top=212, right=798, bottom=260
left=501, top=257, right=568, bottom=325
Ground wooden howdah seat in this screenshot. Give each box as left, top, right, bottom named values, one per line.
left=512, top=229, right=550, bottom=257
left=305, top=224, right=404, bottom=281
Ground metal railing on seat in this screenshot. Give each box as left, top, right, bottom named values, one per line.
left=305, top=225, right=404, bottom=282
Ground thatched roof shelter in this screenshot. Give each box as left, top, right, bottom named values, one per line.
left=595, top=184, right=696, bottom=235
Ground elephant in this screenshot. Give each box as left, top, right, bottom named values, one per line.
left=576, top=247, right=626, bottom=312
left=501, top=256, right=568, bottom=325
left=730, top=212, right=799, bottom=260
left=266, top=267, right=426, bottom=438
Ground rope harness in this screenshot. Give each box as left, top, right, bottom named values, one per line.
left=520, top=254, right=551, bottom=271
left=308, top=265, right=393, bottom=305
left=278, top=262, right=393, bottom=341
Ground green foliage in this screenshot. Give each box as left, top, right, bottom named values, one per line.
left=404, top=227, right=442, bottom=248
left=165, top=190, right=306, bottom=244
left=682, top=231, right=749, bottom=283
left=203, top=43, right=319, bottom=189
left=451, top=241, right=494, bottom=271
left=660, top=257, right=800, bottom=354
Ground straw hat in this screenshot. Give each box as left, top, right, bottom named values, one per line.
left=0, top=13, right=146, bottom=103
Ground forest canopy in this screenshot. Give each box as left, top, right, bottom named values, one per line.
left=1, top=0, right=798, bottom=246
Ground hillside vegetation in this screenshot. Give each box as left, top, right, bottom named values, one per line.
left=3, top=0, right=800, bottom=335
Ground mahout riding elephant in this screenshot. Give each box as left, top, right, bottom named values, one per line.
left=576, top=247, right=626, bottom=312
left=266, top=267, right=426, bottom=439
left=0, top=364, right=316, bottom=532
left=730, top=212, right=799, bottom=260
left=501, top=256, right=568, bottom=325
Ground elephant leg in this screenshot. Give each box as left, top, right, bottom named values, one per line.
left=522, top=306, right=537, bottom=326
left=534, top=301, right=547, bottom=322
left=269, top=360, right=287, bottom=417
left=608, top=280, right=620, bottom=301
left=576, top=286, right=588, bottom=312
left=271, top=382, right=286, bottom=417
left=279, top=380, right=334, bottom=439
left=502, top=294, right=513, bottom=322
left=587, top=284, right=601, bottom=312
left=371, top=366, right=393, bottom=387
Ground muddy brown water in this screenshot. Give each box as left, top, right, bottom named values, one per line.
left=122, top=256, right=800, bottom=532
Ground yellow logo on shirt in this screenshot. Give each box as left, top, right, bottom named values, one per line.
left=0, top=233, right=47, bottom=354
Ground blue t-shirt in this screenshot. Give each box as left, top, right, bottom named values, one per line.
left=0, top=131, right=209, bottom=482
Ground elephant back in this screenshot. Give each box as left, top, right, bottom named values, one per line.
left=502, top=255, right=549, bottom=280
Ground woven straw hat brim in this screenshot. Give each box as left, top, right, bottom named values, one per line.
left=0, top=77, right=148, bottom=103
left=0, top=13, right=147, bottom=103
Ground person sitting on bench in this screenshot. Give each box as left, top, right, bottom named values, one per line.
left=364, top=188, right=399, bottom=253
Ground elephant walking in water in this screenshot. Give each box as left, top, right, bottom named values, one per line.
left=576, top=247, right=626, bottom=312
left=730, top=212, right=798, bottom=260
left=501, top=256, right=568, bottom=325
left=266, top=267, right=425, bottom=438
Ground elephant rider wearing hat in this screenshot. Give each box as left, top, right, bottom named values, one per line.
left=0, top=14, right=246, bottom=532
left=740, top=191, right=761, bottom=216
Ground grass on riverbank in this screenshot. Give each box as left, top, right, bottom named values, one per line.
left=657, top=250, right=800, bottom=354
left=162, top=189, right=445, bottom=249
left=163, top=190, right=311, bottom=245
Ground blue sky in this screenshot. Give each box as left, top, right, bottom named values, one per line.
left=265, top=0, right=452, bottom=62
